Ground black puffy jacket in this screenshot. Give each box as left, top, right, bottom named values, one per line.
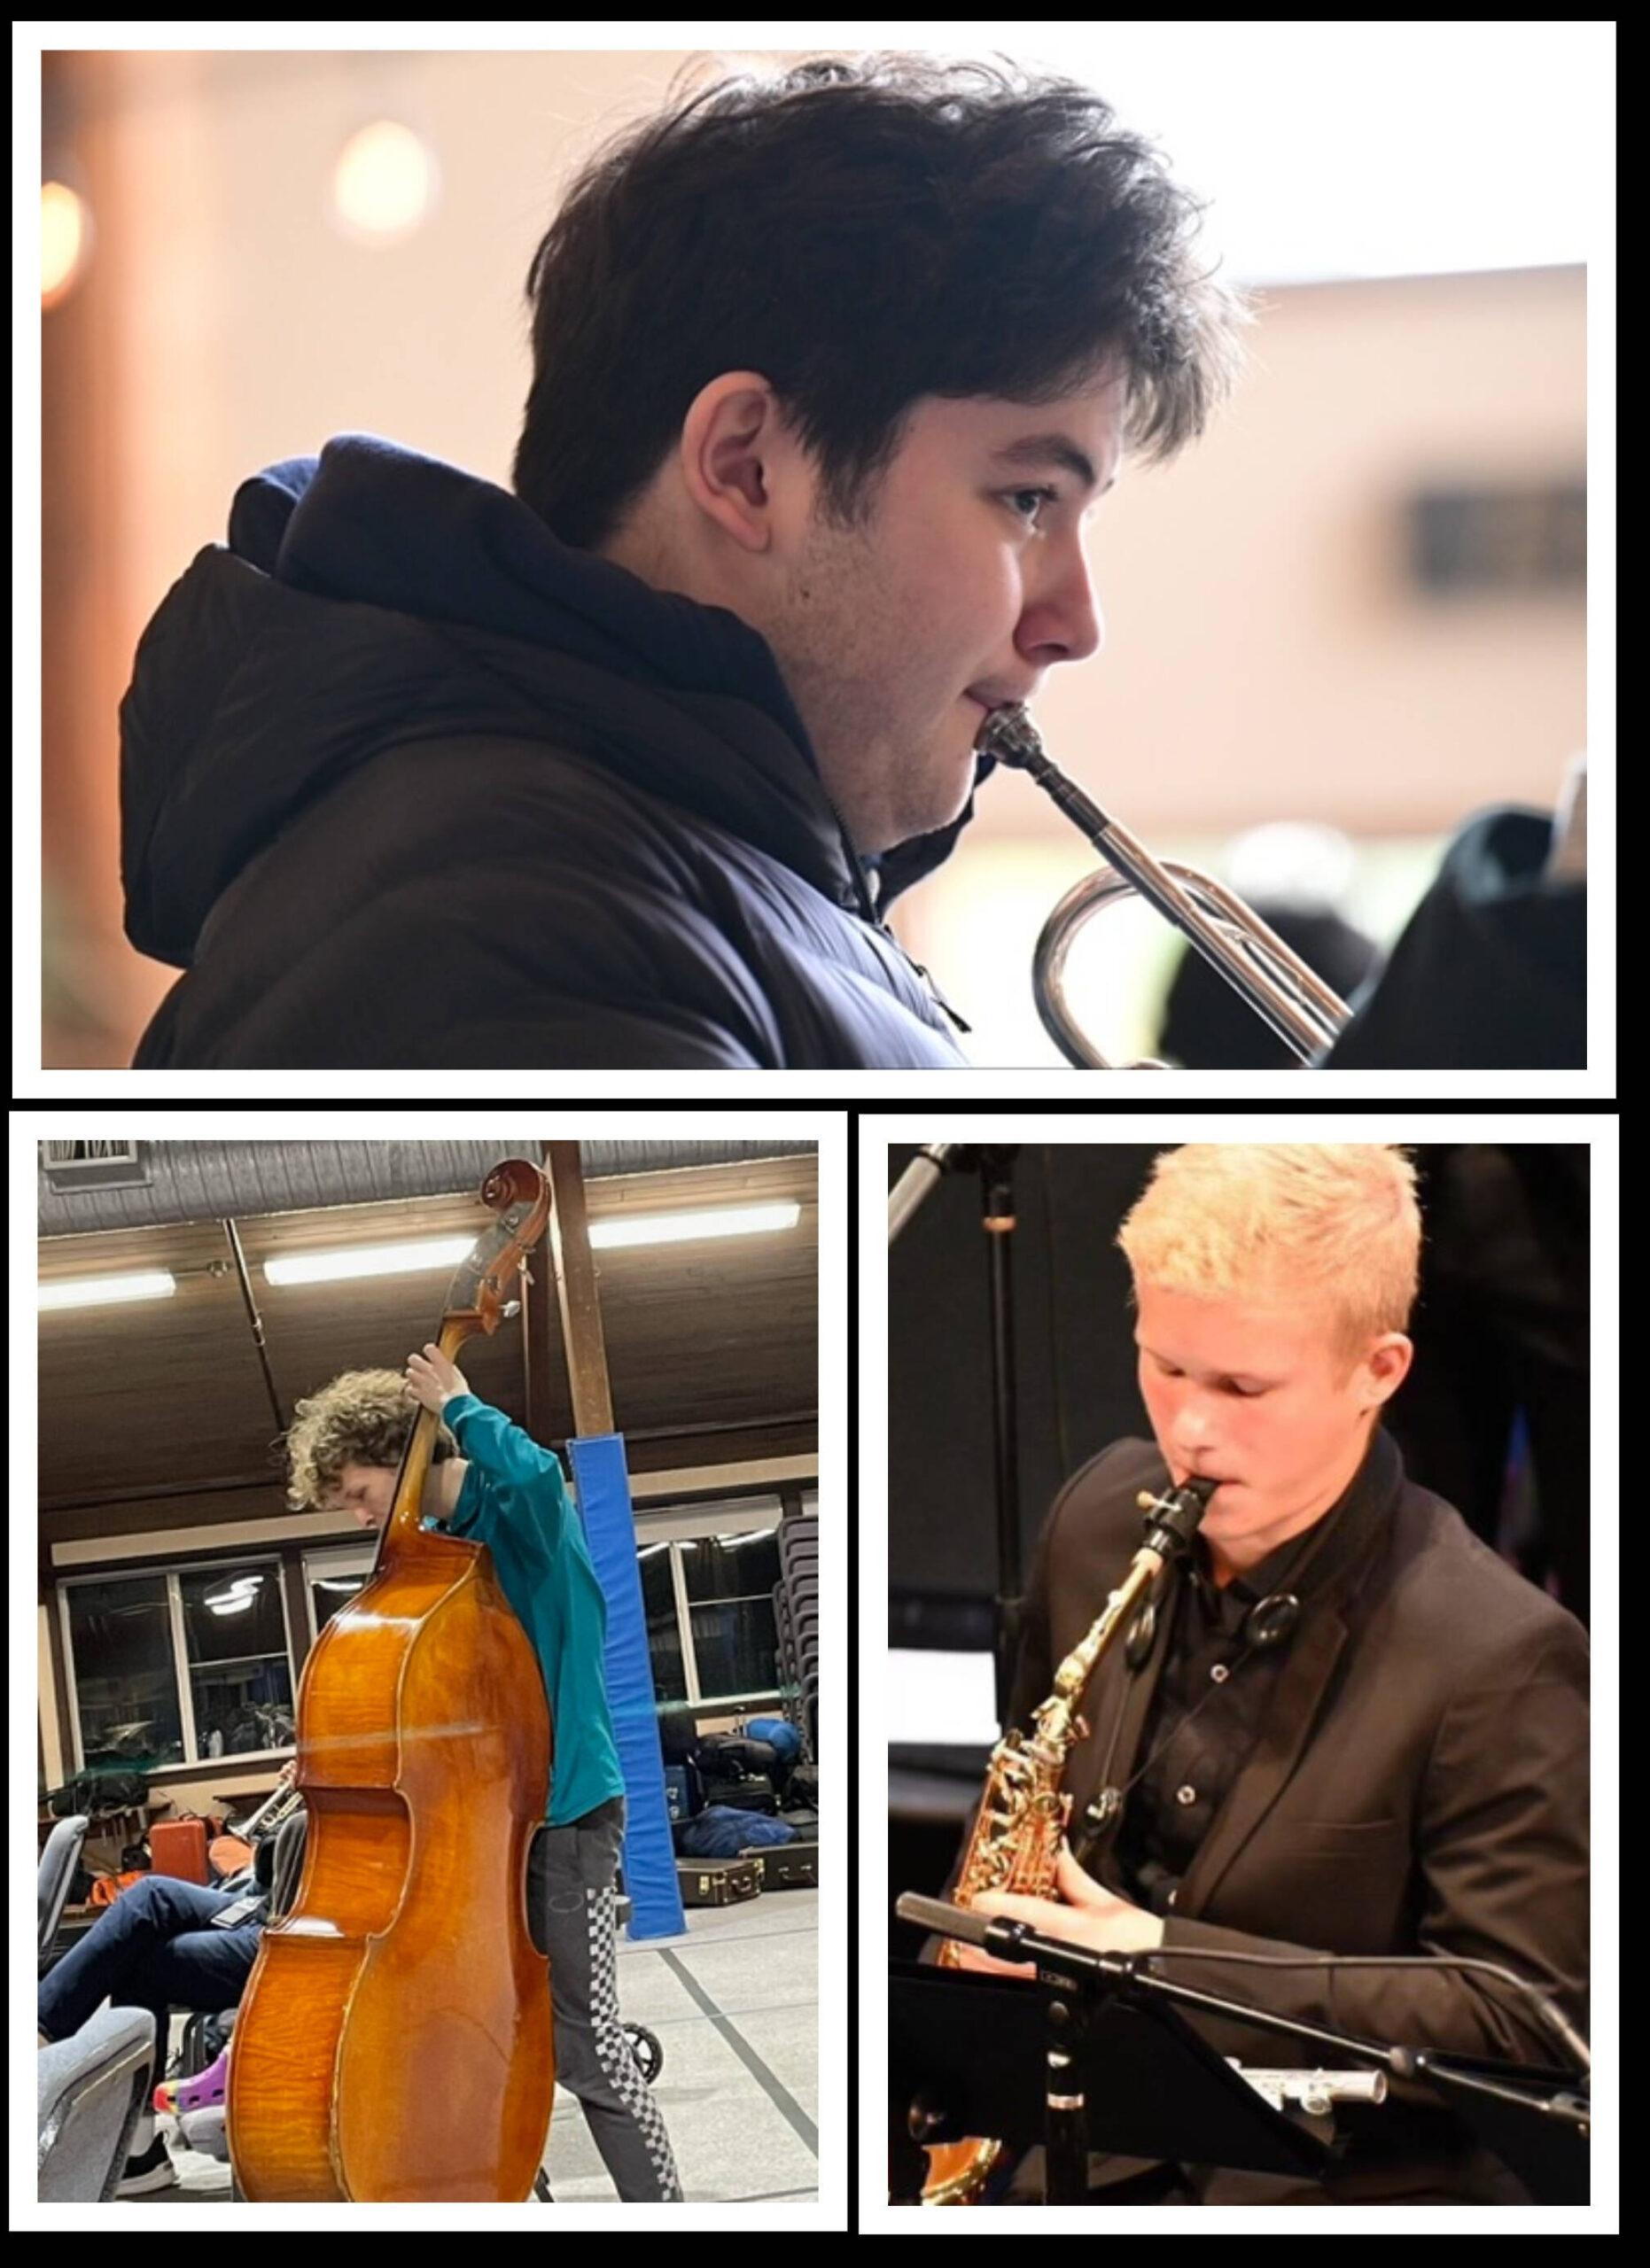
left=121, top=434, right=976, bottom=1068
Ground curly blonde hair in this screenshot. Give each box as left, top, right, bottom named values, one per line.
left=283, top=1367, right=455, bottom=1511
left=1117, top=1145, right=1421, bottom=1364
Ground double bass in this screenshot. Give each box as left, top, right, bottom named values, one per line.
left=230, top=1159, right=555, bottom=2202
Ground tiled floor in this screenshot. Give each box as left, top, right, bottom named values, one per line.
left=128, top=1884, right=817, bottom=2205
left=546, top=1886, right=817, bottom=2204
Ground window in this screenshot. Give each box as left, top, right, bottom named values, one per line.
left=180, top=1565, right=294, bottom=1756
left=302, top=1543, right=377, bottom=1643
left=682, top=1530, right=782, bottom=1705
left=63, top=1575, right=183, bottom=1772
left=634, top=1495, right=790, bottom=1712
left=60, top=1559, right=295, bottom=1773
left=639, top=1542, right=687, bottom=1705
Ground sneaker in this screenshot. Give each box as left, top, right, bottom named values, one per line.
left=117, top=2131, right=178, bottom=2195
left=155, top=2042, right=229, bottom=2117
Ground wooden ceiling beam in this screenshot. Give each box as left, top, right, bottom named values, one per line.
left=544, top=1142, right=615, bottom=1439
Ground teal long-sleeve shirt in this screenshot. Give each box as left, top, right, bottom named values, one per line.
left=425, top=1392, right=624, bottom=1827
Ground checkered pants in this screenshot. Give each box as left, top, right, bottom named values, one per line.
left=530, top=1798, right=683, bottom=2202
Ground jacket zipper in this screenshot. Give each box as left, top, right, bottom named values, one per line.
left=819, top=791, right=973, bottom=1037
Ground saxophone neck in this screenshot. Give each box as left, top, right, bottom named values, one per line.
left=1050, top=1543, right=1163, bottom=1701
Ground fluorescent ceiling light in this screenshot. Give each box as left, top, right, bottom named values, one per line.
left=265, top=1237, right=474, bottom=1285
left=589, top=1201, right=799, bottom=1248
left=38, top=1270, right=176, bottom=1311
left=265, top=1202, right=798, bottom=1283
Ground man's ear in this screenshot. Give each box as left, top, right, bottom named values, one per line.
left=1363, top=1332, right=1414, bottom=1410
left=678, top=370, right=788, bottom=554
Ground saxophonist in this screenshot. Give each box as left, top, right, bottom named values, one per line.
left=934, top=1144, right=1588, bottom=2206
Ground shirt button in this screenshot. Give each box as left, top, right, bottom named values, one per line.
left=1210, top=1663, right=1230, bottom=1683
left=1175, top=1783, right=1197, bottom=1806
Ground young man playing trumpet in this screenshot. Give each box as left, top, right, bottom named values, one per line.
left=123, top=54, right=1245, bottom=1070
left=938, top=1144, right=1588, bottom=2205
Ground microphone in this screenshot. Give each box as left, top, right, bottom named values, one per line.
left=895, top=1891, right=1106, bottom=1977
left=888, top=1145, right=958, bottom=1242
left=897, top=1890, right=1019, bottom=1952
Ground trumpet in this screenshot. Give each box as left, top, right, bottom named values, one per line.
left=207, top=1773, right=304, bottom=1878
left=978, top=705, right=1353, bottom=1068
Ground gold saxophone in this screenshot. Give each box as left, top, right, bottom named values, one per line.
left=916, top=1473, right=1217, bottom=2205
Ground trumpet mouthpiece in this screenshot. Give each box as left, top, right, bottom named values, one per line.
left=977, top=703, right=1045, bottom=772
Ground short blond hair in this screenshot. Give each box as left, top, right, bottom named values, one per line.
left=1116, top=1145, right=1420, bottom=1362
left=283, top=1367, right=455, bottom=1511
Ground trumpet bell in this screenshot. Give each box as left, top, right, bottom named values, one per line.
left=979, top=705, right=1351, bottom=1068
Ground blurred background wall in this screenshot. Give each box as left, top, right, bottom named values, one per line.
left=38, top=36, right=1598, bottom=1071
left=43, top=45, right=714, bottom=1068
left=913, top=262, right=1585, bottom=1065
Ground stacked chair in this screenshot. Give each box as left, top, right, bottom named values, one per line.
left=774, top=1505, right=819, bottom=1759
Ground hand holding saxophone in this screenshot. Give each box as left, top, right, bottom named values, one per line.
left=958, top=1843, right=1166, bottom=1972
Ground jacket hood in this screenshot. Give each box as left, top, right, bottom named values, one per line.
left=120, top=433, right=989, bottom=967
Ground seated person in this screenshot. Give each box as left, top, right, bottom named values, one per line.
left=37, top=1759, right=295, bottom=2195
left=936, top=1145, right=1587, bottom=2205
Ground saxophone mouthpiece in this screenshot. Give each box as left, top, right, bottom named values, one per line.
left=1139, top=1474, right=1218, bottom=1555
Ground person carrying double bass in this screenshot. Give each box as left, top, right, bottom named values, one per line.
left=284, top=1342, right=683, bottom=2203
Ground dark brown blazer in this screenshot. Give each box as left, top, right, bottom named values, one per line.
left=1000, top=1428, right=1590, bottom=2204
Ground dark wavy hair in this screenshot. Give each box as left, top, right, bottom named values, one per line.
left=511, top=50, right=1252, bottom=549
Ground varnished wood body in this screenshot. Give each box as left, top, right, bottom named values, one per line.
left=229, top=1526, right=553, bottom=2200
left=229, top=1524, right=551, bottom=2195
left=230, top=1177, right=556, bottom=2204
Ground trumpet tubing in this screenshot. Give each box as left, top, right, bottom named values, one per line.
left=978, top=705, right=1352, bottom=1068
left=235, top=1780, right=304, bottom=1844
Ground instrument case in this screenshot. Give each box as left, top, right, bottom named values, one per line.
left=150, top=1817, right=210, bottom=1884
left=676, top=1855, right=763, bottom=1907
left=744, top=1838, right=817, bottom=1891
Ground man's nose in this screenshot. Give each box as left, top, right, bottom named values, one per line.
left=1028, top=540, right=1104, bottom=666
left=1172, top=1403, right=1217, bottom=1449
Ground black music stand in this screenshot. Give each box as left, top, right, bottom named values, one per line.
left=891, top=1960, right=1332, bottom=2204
left=1403, top=2052, right=1590, bottom=2206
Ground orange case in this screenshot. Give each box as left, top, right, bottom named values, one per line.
left=149, top=1817, right=209, bottom=1884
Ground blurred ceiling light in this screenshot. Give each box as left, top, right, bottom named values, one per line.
left=42, top=178, right=93, bottom=306
left=266, top=1204, right=800, bottom=1285
left=331, top=119, right=440, bottom=245
left=266, top=1237, right=473, bottom=1285
left=39, top=1270, right=176, bottom=1311
left=589, top=1202, right=801, bottom=1248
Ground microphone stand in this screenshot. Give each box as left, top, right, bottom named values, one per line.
left=887, top=1144, right=1024, bottom=1728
